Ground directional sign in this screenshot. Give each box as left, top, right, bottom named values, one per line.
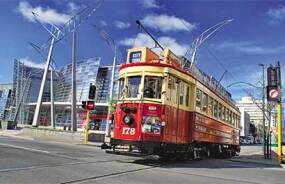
left=267, top=86, right=280, bottom=102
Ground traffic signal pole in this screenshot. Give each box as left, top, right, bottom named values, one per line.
left=84, top=110, right=90, bottom=144
left=277, top=101, right=282, bottom=163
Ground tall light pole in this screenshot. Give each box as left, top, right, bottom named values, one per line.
left=92, top=25, right=117, bottom=140
left=259, top=63, right=267, bottom=158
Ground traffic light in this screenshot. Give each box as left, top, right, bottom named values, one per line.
left=87, top=101, right=95, bottom=110
left=88, top=83, right=96, bottom=100
left=267, top=62, right=281, bottom=87
left=267, top=61, right=282, bottom=102
left=82, top=101, right=87, bottom=109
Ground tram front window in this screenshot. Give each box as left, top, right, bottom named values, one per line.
left=144, top=76, right=162, bottom=99
left=127, top=76, right=141, bottom=98
left=118, top=78, right=125, bottom=99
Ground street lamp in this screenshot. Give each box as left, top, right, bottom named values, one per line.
left=258, top=64, right=267, bottom=159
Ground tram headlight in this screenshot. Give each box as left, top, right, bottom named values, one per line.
left=123, top=114, right=134, bottom=125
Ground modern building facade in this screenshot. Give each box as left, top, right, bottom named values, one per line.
left=239, top=108, right=250, bottom=137
left=236, top=96, right=266, bottom=140
left=0, top=83, right=13, bottom=120
left=9, top=58, right=118, bottom=131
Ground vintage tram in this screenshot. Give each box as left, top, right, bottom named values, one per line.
left=110, top=47, right=240, bottom=158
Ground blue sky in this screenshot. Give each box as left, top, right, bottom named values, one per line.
left=0, top=0, right=284, bottom=101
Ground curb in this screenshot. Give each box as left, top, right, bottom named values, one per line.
left=230, top=158, right=280, bottom=167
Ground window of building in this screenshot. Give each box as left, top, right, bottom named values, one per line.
left=202, top=92, right=208, bottom=113
left=196, top=89, right=202, bottom=111
left=143, top=76, right=162, bottom=99
left=214, top=100, right=218, bottom=118
left=127, top=76, right=141, bottom=98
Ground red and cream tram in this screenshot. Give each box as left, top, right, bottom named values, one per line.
left=111, top=47, right=240, bottom=158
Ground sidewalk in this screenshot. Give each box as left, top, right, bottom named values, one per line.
left=0, top=127, right=105, bottom=147
left=231, top=145, right=283, bottom=167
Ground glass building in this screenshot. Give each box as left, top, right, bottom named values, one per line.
left=0, top=83, right=13, bottom=120
left=10, top=58, right=118, bottom=131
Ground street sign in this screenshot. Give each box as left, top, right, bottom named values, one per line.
left=267, top=86, right=280, bottom=101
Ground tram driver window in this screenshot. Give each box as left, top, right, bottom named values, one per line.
left=143, top=76, right=162, bottom=99
left=127, top=76, right=141, bottom=98
left=118, top=78, right=125, bottom=99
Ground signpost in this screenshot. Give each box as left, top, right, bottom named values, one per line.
left=82, top=84, right=96, bottom=144
left=266, top=62, right=283, bottom=164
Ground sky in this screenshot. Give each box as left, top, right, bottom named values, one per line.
left=0, top=0, right=284, bottom=101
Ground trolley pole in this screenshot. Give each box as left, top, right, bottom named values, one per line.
left=277, top=102, right=282, bottom=163
left=84, top=110, right=90, bottom=144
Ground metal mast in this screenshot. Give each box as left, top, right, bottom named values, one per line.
left=92, top=24, right=117, bottom=138
left=183, top=19, right=233, bottom=70
left=31, top=1, right=103, bottom=127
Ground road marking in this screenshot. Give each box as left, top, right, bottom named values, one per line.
left=0, top=143, right=50, bottom=154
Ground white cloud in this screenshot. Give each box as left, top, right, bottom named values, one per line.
left=19, top=57, right=46, bottom=69
left=114, top=21, right=130, bottom=29
left=216, top=41, right=282, bottom=54
left=141, top=0, right=160, bottom=9
left=267, top=5, right=285, bottom=22
left=66, top=2, right=85, bottom=14
left=118, top=33, right=188, bottom=56
left=141, top=14, right=195, bottom=32
left=17, top=1, right=71, bottom=25
left=100, top=20, right=107, bottom=26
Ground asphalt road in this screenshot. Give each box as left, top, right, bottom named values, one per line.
left=0, top=136, right=284, bottom=184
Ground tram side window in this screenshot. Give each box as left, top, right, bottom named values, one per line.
left=222, top=106, right=225, bottom=121
left=202, top=92, right=208, bottom=114
left=208, top=97, right=213, bottom=116
left=179, top=82, right=184, bottom=105
left=127, top=76, right=141, bottom=98
left=196, top=89, right=202, bottom=111
left=185, top=86, right=190, bottom=107
left=218, top=103, right=222, bottom=119
left=225, top=108, right=229, bottom=123
left=213, top=100, right=218, bottom=118
left=143, top=76, right=162, bottom=99
left=118, top=78, right=125, bottom=99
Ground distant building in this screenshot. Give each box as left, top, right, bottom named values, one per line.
left=0, top=83, right=13, bottom=120
left=236, top=96, right=267, bottom=141
left=239, top=108, right=250, bottom=137
left=12, top=58, right=118, bottom=131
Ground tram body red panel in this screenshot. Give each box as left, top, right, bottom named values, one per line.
left=161, top=105, right=239, bottom=146
left=114, top=103, right=141, bottom=141
left=113, top=103, right=163, bottom=143
left=114, top=102, right=239, bottom=146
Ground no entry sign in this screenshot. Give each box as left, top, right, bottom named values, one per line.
left=267, top=86, right=280, bottom=102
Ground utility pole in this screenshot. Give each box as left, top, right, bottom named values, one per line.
left=71, top=31, right=77, bottom=132
left=259, top=63, right=267, bottom=158
left=106, top=44, right=117, bottom=137
left=50, top=65, right=55, bottom=128
left=31, top=2, right=102, bottom=127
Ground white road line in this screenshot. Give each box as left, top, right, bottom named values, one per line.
left=0, top=143, right=50, bottom=154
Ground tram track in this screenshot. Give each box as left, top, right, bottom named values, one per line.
left=0, top=158, right=136, bottom=173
